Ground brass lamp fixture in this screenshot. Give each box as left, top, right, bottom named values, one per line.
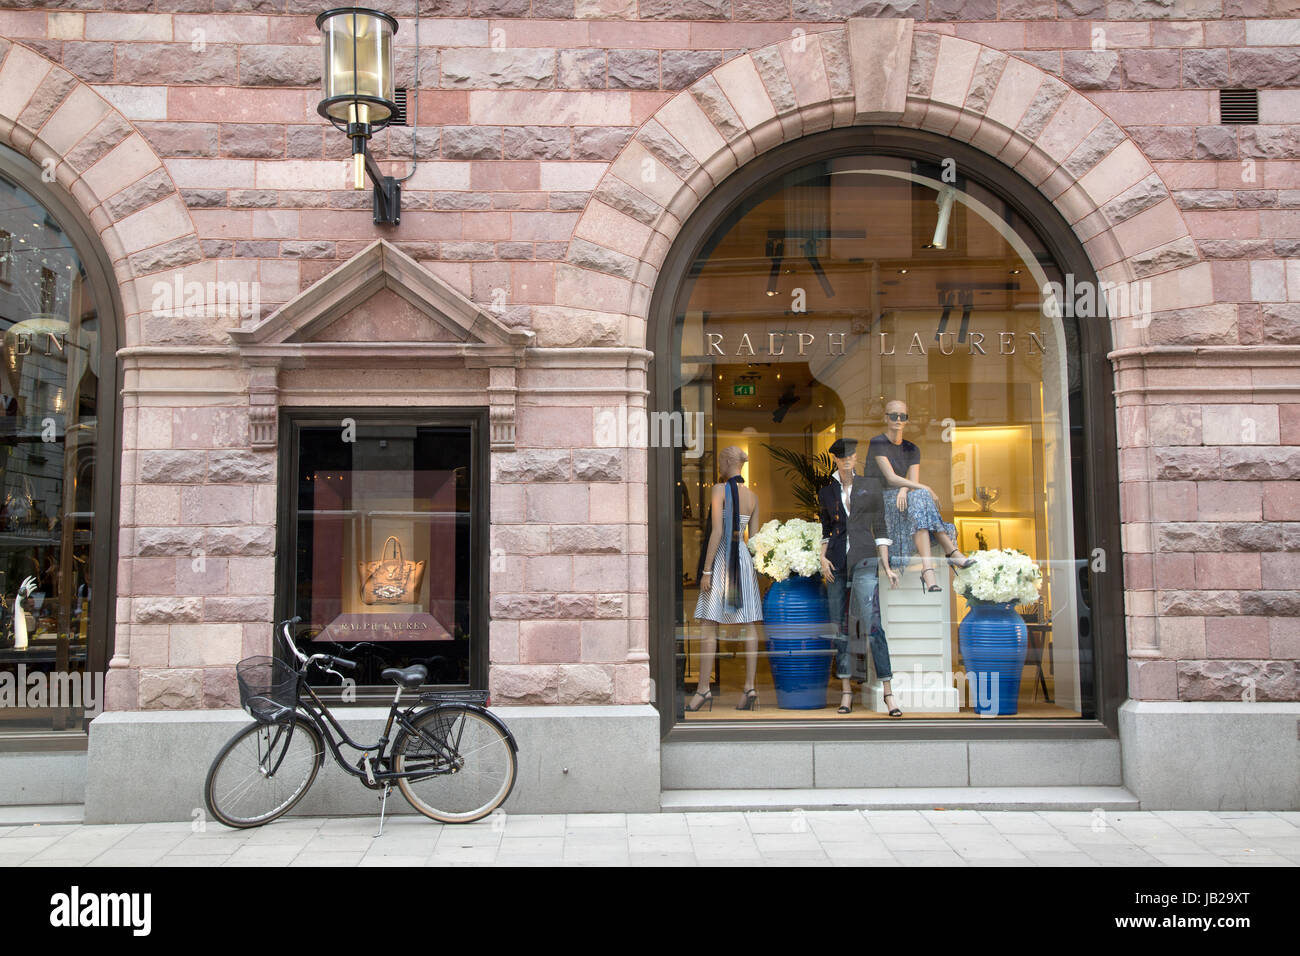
left=316, top=8, right=402, bottom=225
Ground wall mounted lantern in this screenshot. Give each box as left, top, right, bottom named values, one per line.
left=316, top=8, right=401, bottom=225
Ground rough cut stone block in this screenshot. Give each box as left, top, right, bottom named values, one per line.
left=490, top=665, right=561, bottom=704
left=1155, top=522, right=1220, bottom=553
left=1220, top=522, right=1278, bottom=553
left=1121, top=50, right=1180, bottom=91
left=1219, top=446, right=1300, bottom=479
left=1158, top=590, right=1241, bottom=616
left=636, top=119, right=698, bottom=180
left=637, top=0, right=729, bottom=16
left=558, top=664, right=614, bottom=703
left=493, top=450, right=571, bottom=482
left=138, top=669, right=202, bottom=710
left=1183, top=49, right=1231, bottom=88
left=139, top=451, right=205, bottom=483
left=441, top=49, right=556, bottom=90
left=1063, top=51, right=1119, bottom=90
left=558, top=49, right=607, bottom=90
left=1177, top=661, right=1297, bottom=702
left=1153, top=447, right=1221, bottom=480
left=573, top=448, right=624, bottom=481
left=238, top=45, right=317, bottom=86
left=441, top=126, right=503, bottom=160
left=663, top=50, right=723, bottom=90
left=1195, top=126, right=1238, bottom=160
left=115, top=43, right=238, bottom=84
left=573, top=126, right=633, bottom=160
left=134, top=596, right=202, bottom=624
left=609, top=49, right=660, bottom=91
left=207, top=451, right=274, bottom=482
left=551, top=524, right=626, bottom=554
left=504, top=127, right=571, bottom=161
left=205, top=526, right=275, bottom=556
left=568, top=238, right=639, bottom=279
left=593, top=176, right=662, bottom=226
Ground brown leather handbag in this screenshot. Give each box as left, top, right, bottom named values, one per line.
left=358, top=536, right=426, bottom=605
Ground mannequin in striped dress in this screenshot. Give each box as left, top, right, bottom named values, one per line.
left=687, top=446, right=764, bottom=713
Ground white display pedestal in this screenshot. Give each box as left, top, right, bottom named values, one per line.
left=856, top=560, right=960, bottom=713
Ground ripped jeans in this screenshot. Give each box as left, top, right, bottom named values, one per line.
left=824, top=558, right=892, bottom=681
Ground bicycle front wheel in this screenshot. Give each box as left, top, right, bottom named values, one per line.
left=394, top=706, right=517, bottom=823
left=204, top=717, right=324, bottom=828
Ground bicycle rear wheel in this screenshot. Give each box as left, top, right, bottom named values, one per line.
left=394, top=706, right=516, bottom=823
left=204, top=717, right=324, bottom=828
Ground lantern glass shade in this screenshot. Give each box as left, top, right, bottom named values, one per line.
left=317, top=8, right=398, bottom=128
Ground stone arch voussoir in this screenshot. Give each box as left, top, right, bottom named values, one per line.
left=565, top=19, right=1209, bottom=353
left=0, top=39, right=201, bottom=349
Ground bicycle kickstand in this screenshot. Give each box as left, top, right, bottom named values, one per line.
left=376, top=784, right=392, bottom=838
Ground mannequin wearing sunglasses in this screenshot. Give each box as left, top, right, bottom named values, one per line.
left=869, top=400, right=974, bottom=592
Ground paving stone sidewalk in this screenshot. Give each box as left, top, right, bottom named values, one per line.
left=3, top=809, right=1300, bottom=866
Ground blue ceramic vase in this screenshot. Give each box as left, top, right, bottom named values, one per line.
left=763, top=574, right=832, bottom=709
left=958, top=601, right=1028, bottom=716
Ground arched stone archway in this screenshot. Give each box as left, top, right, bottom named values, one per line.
left=0, top=38, right=200, bottom=349
left=558, top=19, right=1213, bottom=357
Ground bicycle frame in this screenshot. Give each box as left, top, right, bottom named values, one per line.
left=289, top=678, right=461, bottom=789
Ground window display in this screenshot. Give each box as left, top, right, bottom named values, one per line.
left=283, top=415, right=479, bottom=691
left=669, top=150, right=1093, bottom=723
left=0, top=152, right=105, bottom=732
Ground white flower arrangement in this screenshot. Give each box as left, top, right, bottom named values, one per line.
left=952, top=549, right=1043, bottom=606
left=748, top=518, right=822, bottom=581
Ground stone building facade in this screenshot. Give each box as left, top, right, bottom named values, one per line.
left=0, top=1, right=1296, bottom=816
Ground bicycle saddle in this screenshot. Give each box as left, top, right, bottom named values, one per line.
left=381, top=665, right=428, bottom=689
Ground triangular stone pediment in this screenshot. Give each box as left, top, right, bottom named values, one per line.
left=231, top=239, right=529, bottom=452
left=315, top=286, right=465, bottom=343
left=229, top=238, right=532, bottom=361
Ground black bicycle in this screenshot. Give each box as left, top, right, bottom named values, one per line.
left=204, top=617, right=518, bottom=829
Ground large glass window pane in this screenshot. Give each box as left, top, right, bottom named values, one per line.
left=289, top=417, right=475, bottom=689
left=674, top=154, right=1091, bottom=722
left=0, top=165, right=101, bottom=732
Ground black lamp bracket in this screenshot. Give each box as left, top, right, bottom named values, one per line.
left=350, top=128, right=400, bottom=226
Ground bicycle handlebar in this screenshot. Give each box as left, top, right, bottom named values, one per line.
left=279, top=618, right=357, bottom=674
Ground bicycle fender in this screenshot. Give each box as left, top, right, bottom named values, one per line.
left=463, top=705, right=520, bottom=754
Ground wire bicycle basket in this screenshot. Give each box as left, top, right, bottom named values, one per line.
left=236, top=655, right=300, bottom=724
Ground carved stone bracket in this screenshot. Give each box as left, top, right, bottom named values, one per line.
left=248, top=365, right=279, bottom=450
left=488, top=365, right=518, bottom=451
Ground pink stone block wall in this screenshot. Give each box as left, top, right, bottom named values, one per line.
left=2, top=4, right=1298, bottom=710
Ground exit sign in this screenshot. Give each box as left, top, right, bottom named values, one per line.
left=733, top=384, right=755, bottom=396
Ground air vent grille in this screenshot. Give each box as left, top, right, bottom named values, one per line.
left=1220, top=88, right=1258, bottom=125
left=391, top=88, right=408, bottom=126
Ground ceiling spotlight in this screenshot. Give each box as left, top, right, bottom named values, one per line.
left=923, top=184, right=957, bottom=250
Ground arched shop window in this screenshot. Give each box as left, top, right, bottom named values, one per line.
left=0, top=143, right=118, bottom=735
left=652, top=129, right=1123, bottom=729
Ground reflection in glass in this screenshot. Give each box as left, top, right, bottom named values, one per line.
left=0, top=163, right=99, bottom=732
left=292, top=421, right=473, bottom=689
left=673, top=153, right=1090, bottom=723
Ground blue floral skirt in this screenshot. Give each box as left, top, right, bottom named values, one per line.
left=882, top=488, right=957, bottom=568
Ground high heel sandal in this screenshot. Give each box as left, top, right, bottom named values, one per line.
left=883, top=692, right=903, bottom=717
left=685, top=690, right=713, bottom=712
left=837, top=692, right=853, bottom=715
left=736, top=688, right=758, bottom=711
left=946, top=548, right=976, bottom=570
left=920, top=567, right=942, bottom=592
